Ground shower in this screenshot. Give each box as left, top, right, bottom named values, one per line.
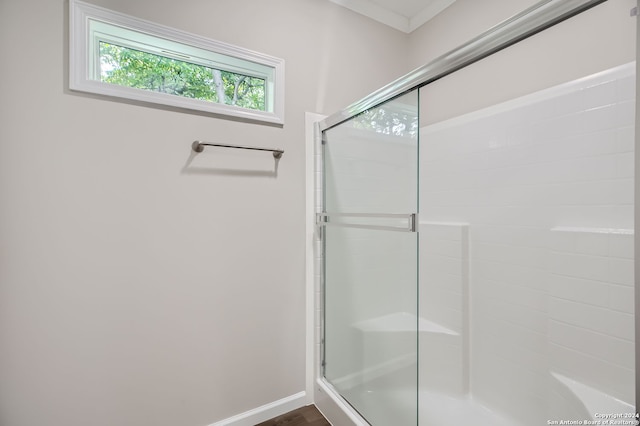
left=311, top=0, right=637, bottom=424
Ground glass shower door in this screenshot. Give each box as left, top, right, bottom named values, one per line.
left=321, top=91, right=419, bottom=426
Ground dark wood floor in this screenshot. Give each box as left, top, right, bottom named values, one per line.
left=256, top=405, right=331, bottom=426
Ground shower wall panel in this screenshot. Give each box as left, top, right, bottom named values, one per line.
left=419, top=63, right=635, bottom=424
left=418, top=222, right=469, bottom=396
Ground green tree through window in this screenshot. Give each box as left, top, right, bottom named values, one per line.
left=99, top=42, right=266, bottom=111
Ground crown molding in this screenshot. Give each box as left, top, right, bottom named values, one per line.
left=329, top=0, right=456, bottom=33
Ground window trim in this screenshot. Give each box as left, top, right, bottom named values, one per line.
left=69, top=0, right=285, bottom=125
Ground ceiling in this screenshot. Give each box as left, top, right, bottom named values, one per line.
left=329, top=0, right=457, bottom=33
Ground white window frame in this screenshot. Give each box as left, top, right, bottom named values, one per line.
left=69, top=0, right=285, bottom=125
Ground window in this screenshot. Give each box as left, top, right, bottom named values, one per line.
left=70, top=0, right=285, bottom=124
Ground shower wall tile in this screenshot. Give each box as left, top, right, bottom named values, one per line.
left=549, top=343, right=635, bottom=403
left=610, top=232, right=635, bottom=258
left=617, top=152, right=635, bottom=178
left=617, top=75, right=636, bottom=101
left=609, top=284, right=634, bottom=313
left=418, top=222, right=468, bottom=395
left=548, top=274, right=609, bottom=306
left=550, top=252, right=609, bottom=282
left=608, top=257, right=634, bottom=286
left=617, top=126, right=635, bottom=152
left=583, top=79, right=617, bottom=108
left=549, top=320, right=634, bottom=369
left=419, top=63, right=635, bottom=419
left=419, top=222, right=468, bottom=334
left=617, top=100, right=636, bottom=127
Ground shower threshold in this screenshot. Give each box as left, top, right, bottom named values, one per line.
left=341, top=385, right=522, bottom=426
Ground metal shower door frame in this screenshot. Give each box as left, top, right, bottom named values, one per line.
left=317, top=0, right=608, bottom=134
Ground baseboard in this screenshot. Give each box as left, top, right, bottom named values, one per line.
left=208, top=391, right=307, bottom=426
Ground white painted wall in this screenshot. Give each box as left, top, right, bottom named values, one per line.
left=0, top=1, right=410, bottom=426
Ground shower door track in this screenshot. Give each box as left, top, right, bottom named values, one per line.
left=318, top=0, right=608, bottom=133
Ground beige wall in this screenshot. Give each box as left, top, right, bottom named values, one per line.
left=0, top=1, right=408, bottom=425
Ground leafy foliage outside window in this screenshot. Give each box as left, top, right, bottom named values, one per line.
left=99, top=42, right=266, bottom=111
left=353, top=107, right=419, bottom=138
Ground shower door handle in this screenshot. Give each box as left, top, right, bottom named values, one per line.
left=317, top=212, right=417, bottom=233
